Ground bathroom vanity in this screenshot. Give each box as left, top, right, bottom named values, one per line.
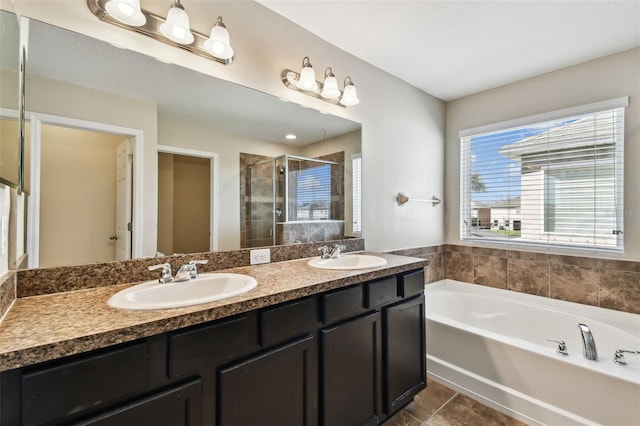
left=0, top=254, right=426, bottom=425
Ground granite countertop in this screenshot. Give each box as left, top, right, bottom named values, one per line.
left=0, top=252, right=426, bottom=372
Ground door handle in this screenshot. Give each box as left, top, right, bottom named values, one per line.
left=109, top=234, right=118, bottom=240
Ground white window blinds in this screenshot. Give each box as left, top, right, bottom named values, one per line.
left=460, top=98, right=626, bottom=253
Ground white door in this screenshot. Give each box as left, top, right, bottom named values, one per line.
left=115, top=138, right=132, bottom=260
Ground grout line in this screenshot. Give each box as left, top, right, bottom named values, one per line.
left=428, top=391, right=459, bottom=419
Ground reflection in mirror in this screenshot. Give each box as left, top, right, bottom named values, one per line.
left=0, top=10, right=20, bottom=187
left=22, top=18, right=361, bottom=268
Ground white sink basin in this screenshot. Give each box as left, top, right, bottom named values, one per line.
left=308, top=254, right=387, bottom=270
left=108, top=273, right=257, bottom=310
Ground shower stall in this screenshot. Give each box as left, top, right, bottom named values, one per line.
left=247, top=155, right=344, bottom=247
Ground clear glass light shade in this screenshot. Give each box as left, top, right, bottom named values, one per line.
left=204, top=24, right=234, bottom=60
left=320, top=75, right=341, bottom=99
left=159, top=5, right=194, bottom=45
left=340, top=84, right=360, bottom=106
left=105, top=0, right=146, bottom=26
left=297, top=66, right=318, bottom=91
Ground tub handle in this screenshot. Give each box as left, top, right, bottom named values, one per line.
left=546, top=339, right=568, bottom=356
left=613, top=349, right=640, bottom=365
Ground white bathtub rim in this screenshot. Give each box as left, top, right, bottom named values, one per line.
left=425, top=279, right=640, bottom=385
left=425, top=279, right=639, bottom=335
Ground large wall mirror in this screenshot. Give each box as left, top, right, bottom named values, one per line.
left=20, top=17, right=361, bottom=269
left=0, top=10, right=21, bottom=188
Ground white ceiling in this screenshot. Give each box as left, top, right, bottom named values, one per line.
left=258, top=0, right=640, bottom=101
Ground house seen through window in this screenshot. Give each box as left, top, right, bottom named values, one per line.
left=460, top=98, right=626, bottom=253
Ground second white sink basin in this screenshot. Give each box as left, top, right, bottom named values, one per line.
left=308, top=254, right=387, bottom=270
left=108, top=273, right=257, bottom=310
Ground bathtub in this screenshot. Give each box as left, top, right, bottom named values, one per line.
left=425, top=279, right=640, bottom=426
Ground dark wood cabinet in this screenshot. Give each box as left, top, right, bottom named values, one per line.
left=321, top=312, right=382, bottom=426
left=0, top=269, right=426, bottom=426
left=383, top=295, right=426, bottom=415
left=218, top=335, right=317, bottom=426
left=78, top=379, right=202, bottom=426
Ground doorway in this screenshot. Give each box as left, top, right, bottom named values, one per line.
left=157, top=146, right=218, bottom=254
left=26, top=113, right=143, bottom=268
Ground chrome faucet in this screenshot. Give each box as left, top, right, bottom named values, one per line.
left=578, top=323, right=598, bottom=361
left=613, top=349, right=640, bottom=365
left=329, top=244, right=346, bottom=259
left=318, top=245, right=331, bottom=259
left=148, top=263, right=173, bottom=284
left=318, top=244, right=347, bottom=259
left=174, top=260, right=208, bottom=282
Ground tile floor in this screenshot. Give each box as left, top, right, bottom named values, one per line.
left=385, top=378, right=527, bottom=425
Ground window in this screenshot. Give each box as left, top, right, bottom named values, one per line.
left=460, top=97, right=626, bottom=253
left=352, top=154, right=362, bottom=236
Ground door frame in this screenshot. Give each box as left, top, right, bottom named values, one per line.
left=26, top=111, right=144, bottom=268
left=157, top=145, right=219, bottom=252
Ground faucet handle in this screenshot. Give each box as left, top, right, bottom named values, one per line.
left=546, top=339, right=568, bottom=356
left=613, top=349, right=640, bottom=365
left=318, top=246, right=331, bottom=259
left=188, top=260, right=208, bottom=279
left=148, top=263, right=173, bottom=284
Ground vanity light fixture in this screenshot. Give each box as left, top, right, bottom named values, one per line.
left=339, top=76, right=360, bottom=106
left=203, top=17, right=234, bottom=60
left=296, top=57, right=318, bottom=90
left=159, top=0, right=194, bottom=45
left=281, top=57, right=360, bottom=108
left=105, top=0, right=146, bottom=26
left=88, top=0, right=235, bottom=65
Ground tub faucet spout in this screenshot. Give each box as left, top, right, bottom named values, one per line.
left=578, top=323, right=598, bottom=361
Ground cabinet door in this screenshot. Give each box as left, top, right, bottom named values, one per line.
left=321, top=311, right=381, bottom=426
left=78, top=379, right=202, bottom=426
left=218, top=335, right=317, bottom=426
left=383, top=295, right=426, bottom=414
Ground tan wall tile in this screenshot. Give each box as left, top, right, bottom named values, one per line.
left=550, top=264, right=597, bottom=305
left=508, top=259, right=549, bottom=297
left=598, top=269, right=640, bottom=314
left=445, top=251, right=474, bottom=282
left=473, top=255, right=508, bottom=289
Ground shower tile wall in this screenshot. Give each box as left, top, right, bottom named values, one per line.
left=239, top=153, right=271, bottom=248
left=276, top=221, right=344, bottom=245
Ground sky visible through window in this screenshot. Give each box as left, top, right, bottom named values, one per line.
left=296, top=164, right=331, bottom=206
left=470, top=120, right=576, bottom=203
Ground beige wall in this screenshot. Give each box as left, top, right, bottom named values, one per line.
left=446, top=47, right=640, bottom=261
left=39, top=125, right=122, bottom=267
left=157, top=152, right=174, bottom=255
left=13, top=0, right=446, bottom=253
left=25, top=73, right=158, bottom=257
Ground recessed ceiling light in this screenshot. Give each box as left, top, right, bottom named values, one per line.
left=285, top=134, right=297, bottom=140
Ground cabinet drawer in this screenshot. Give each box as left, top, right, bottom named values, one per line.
left=260, top=297, right=319, bottom=347
left=365, top=277, right=398, bottom=308
left=323, top=285, right=365, bottom=324
left=22, top=342, right=148, bottom=426
left=399, top=270, right=425, bottom=297
left=169, top=314, right=252, bottom=378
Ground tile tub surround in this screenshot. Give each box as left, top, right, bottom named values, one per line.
left=0, top=252, right=425, bottom=372
left=16, top=238, right=364, bottom=298
left=387, top=245, right=445, bottom=284
left=445, top=244, right=640, bottom=314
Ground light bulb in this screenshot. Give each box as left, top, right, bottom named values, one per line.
left=159, top=1, right=194, bottom=45
left=204, top=17, right=234, bottom=60
left=320, top=68, right=341, bottom=100
left=340, top=77, right=360, bottom=106
left=296, top=57, right=318, bottom=91
left=105, top=0, right=146, bottom=26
